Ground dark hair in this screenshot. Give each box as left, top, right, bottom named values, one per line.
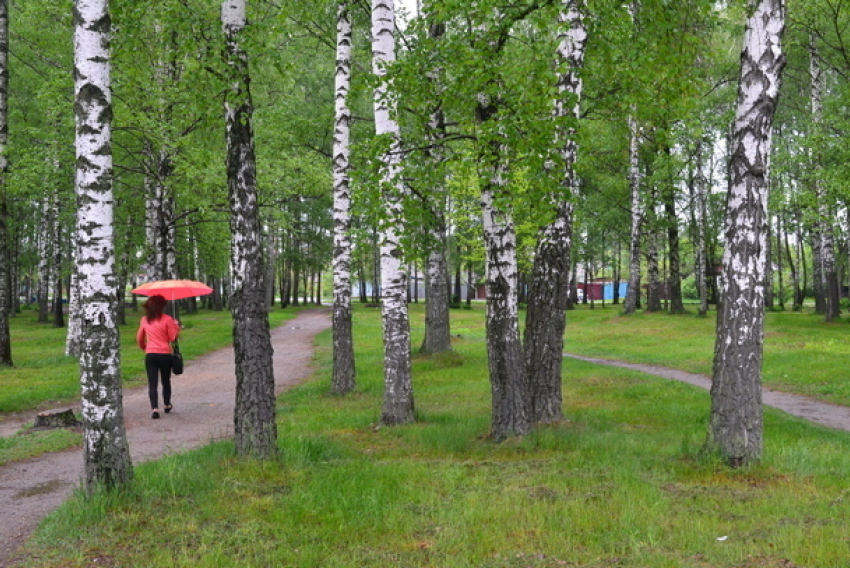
left=142, top=295, right=167, bottom=321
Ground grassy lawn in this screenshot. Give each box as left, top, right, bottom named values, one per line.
left=15, top=302, right=850, bottom=567
left=562, top=303, right=850, bottom=405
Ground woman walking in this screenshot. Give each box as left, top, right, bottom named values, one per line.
left=135, top=295, right=180, bottom=419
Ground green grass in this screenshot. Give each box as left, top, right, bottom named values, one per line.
left=0, top=427, right=82, bottom=463
left=562, top=303, right=850, bottom=406
left=15, top=302, right=850, bottom=567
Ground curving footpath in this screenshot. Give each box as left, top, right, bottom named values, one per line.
left=0, top=308, right=331, bottom=567
left=564, top=353, right=850, bottom=431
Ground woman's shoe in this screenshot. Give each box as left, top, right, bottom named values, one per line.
left=164, top=404, right=172, bottom=414
left=152, top=410, right=160, bottom=419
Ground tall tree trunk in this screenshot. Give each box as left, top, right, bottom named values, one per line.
left=74, top=0, right=133, bottom=490
left=0, top=0, right=9, bottom=366
left=223, top=0, right=277, bottom=459
left=65, top=245, right=83, bottom=357
left=646, top=209, right=662, bottom=312
left=695, top=144, right=709, bottom=317
left=526, top=0, right=586, bottom=425
left=480, top=152, right=529, bottom=439
left=372, top=0, right=414, bottom=425
left=811, top=228, right=825, bottom=314
left=473, top=8, right=530, bottom=440
left=52, top=182, right=65, bottom=328
left=331, top=0, right=356, bottom=394
left=663, top=172, right=685, bottom=314
left=707, top=0, right=785, bottom=467
left=419, top=10, right=452, bottom=356
left=37, top=195, right=51, bottom=323
left=810, top=35, right=840, bottom=322
left=623, top=113, right=643, bottom=315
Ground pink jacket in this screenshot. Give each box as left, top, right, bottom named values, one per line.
left=136, top=315, right=180, bottom=354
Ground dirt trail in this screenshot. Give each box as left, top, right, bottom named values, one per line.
left=0, top=308, right=331, bottom=568
left=564, top=353, right=850, bottom=431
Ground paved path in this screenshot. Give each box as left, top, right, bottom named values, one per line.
left=0, top=308, right=331, bottom=567
left=564, top=353, right=850, bottom=431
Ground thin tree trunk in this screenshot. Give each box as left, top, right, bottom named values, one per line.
left=708, top=0, right=785, bottom=467
left=74, top=0, right=132, bottom=489
left=37, top=195, right=51, bottom=323
left=810, top=35, right=840, bottom=321
left=331, top=0, right=356, bottom=394
left=695, top=144, right=709, bottom=317
left=646, top=210, right=662, bottom=312
left=623, top=113, right=643, bottom=315
left=663, top=170, right=685, bottom=314
left=223, top=0, right=277, bottom=459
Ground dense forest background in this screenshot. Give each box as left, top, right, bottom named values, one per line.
left=3, top=1, right=844, bottom=320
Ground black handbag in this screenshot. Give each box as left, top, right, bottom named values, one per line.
left=172, top=341, right=184, bottom=375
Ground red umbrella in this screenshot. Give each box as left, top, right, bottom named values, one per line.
left=131, top=279, right=214, bottom=301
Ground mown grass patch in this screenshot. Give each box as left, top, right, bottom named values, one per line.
left=17, top=302, right=850, bottom=567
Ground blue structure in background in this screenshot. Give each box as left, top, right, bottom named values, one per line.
left=603, top=282, right=629, bottom=301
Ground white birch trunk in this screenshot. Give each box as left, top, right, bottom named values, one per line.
left=51, top=179, right=64, bottom=327
left=695, top=144, right=709, bottom=317
left=332, top=0, right=356, bottom=394
left=810, top=36, right=839, bottom=321
left=223, top=0, right=277, bottom=459
left=419, top=6, right=452, bottom=356
left=622, top=112, right=643, bottom=314
left=473, top=7, right=528, bottom=439
left=65, top=240, right=83, bottom=357
left=37, top=195, right=51, bottom=322
left=74, top=0, right=132, bottom=489
left=372, top=0, right=414, bottom=425
left=525, top=0, right=586, bottom=425
left=708, top=0, right=785, bottom=467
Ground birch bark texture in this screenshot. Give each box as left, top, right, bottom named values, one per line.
left=222, top=0, right=278, bottom=458
left=525, top=0, right=586, bottom=425
left=0, top=0, right=10, bottom=367
left=474, top=8, right=529, bottom=440
left=622, top=1, right=642, bottom=316
left=708, top=0, right=785, bottom=467
left=74, top=0, right=133, bottom=489
left=622, top=112, right=642, bottom=315
left=419, top=6, right=452, bottom=356
left=332, top=0, right=356, bottom=395
left=371, top=0, right=415, bottom=425
left=809, top=36, right=839, bottom=322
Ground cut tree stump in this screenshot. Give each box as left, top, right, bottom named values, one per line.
left=33, top=409, right=80, bottom=429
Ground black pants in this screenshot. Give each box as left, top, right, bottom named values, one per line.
left=145, top=353, right=173, bottom=410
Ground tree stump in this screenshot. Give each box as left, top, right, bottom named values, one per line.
left=34, top=409, right=80, bottom=429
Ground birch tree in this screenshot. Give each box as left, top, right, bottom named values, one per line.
left=474, top=5, right=531, bottom=440
left=418, top=3, right=452, bottom=356
left=332, top=0, right=356, bottom=395
left=525, top=0, right=586, bottom=425
left=0, top=0, right=10, bottom=367
left=74, top=0, right=133, bottom=489
left=621, top=1, right=643, bottom=315
left=809, top=35, right=840, bottom=322
left=707, top=0, right=786, bottom=467
left=372, top=0, right=414, bottom=425
left=222, top=0, right=277, bottom=458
